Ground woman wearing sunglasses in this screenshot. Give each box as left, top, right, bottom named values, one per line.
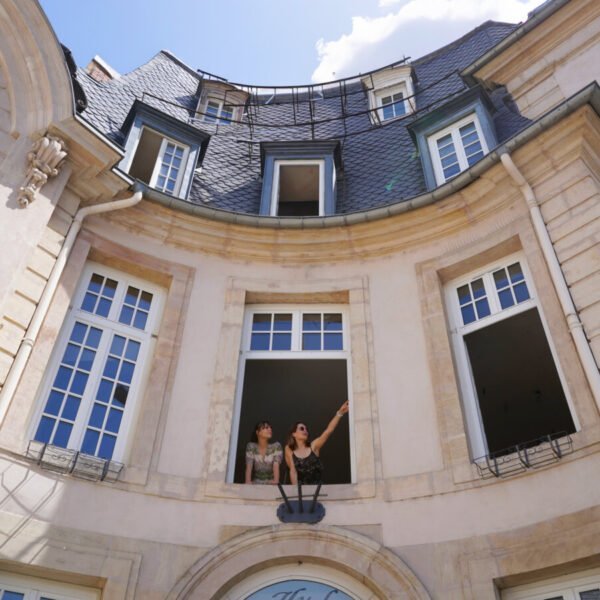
left=245, top=420, right=283, bottom=484
left=285, top=401, right=349, bottom=485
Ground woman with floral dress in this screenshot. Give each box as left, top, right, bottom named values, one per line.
left=245, top=420, right=283, bottom=484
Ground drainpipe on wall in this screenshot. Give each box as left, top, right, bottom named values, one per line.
left=0, top=191, right=143, bottom=425
left=499, top=152, right=600, bottom=410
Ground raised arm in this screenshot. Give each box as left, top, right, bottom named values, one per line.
left=312, top=401, right=349, bottom=454
left=285, top=445, right=297, bottom=485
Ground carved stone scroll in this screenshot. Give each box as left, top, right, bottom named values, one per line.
left=18, top=135, right=68, bottom=207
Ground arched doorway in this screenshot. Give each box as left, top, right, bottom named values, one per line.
left=167, top=525, right=431, bottom=600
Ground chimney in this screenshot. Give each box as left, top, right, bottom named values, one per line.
left=85, top=55, right=120, bottom=83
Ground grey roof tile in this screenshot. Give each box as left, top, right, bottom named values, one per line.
left=78, top=21, right=526, bottom=216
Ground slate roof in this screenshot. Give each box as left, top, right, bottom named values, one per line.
left=78, top=20, right=531, bottom=216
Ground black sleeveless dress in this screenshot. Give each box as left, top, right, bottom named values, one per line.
left=293, top=450, right=323, bottom=484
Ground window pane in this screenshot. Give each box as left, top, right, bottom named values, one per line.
left=53, top=421, right=72, bottom=447
left=2, top=592, right=26, bottom=600
left=273, top=313, right=292, bottom=331
left=272, top=333, right=291, bottom=350
left=324, top=333, right=343, bottom=350
left=457, top=284, right=472, bottom=306
left=105, top=408, right=123, bottom=433
left=35, top=416, right=55, bottom=444
left=81, top=292, right=97, bottom=313
left=81, top=429, right=100, bottom=455
left=89, top=403, right=107, bottom=428
left=514, top=281, right=530, bottom=303
left=461, top=304, right=476, bottom=325
left=97, top=379, right=113, bottom=402
left=303, top=333, right=321, bottom=350
left=471, top=278, right=486, bottom=299
left=250, top=333, right=269, bottom=350
left=252, top=314, right=271, bottom=331
left=324, top=313, right=343, bottom=331
left=113, top=384, right=129, bottom=408
left=303, top=314, right=321, bottom=331
left=88, top=273, right=103, bottom=294
left=580, top=590, right=600, bottom=600
left=86, top=327, right=102, bottom=348
left=62, top=395, right=80, bottom=421
left=119, top=305, right=134, bottom=326
left=125, top=340, right=141, bottom=361
left=475, top=299, right=490, bottom=319
left=110, top=335, right=126, bottom=356
left=98, top=434, right=117, bottom=459
left=45, top=391, right=64, bottom=416
left=71, top=322, right=87, bottom=344
left=493, top=268, right=509, bottom=290
left=133, top=310, right=148, bottom=330
left=78, top=348, right=96, bottom=372
left=498, top=288, right=514, bottom=309
left=508, top=262, right=525, bottom=283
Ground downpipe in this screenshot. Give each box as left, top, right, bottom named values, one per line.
left=0, top=191, right=143, bottom=424
left=500, top=152, right=600, bottom=410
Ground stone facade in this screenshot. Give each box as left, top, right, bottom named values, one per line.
left=0, top=1, right=598, bottom=599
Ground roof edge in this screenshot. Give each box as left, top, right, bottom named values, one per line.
left=135, top=82, right=600, bottom=230
left=461, top=0, right=571, bottom=78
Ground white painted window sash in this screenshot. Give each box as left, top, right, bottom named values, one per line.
left=270, top=159, right=325, bottom=217
left=445, top=253, right=578, bottom=459
left=30, top=262, right=164, bottom=463
left=227, top=304, right=354, bottom=483
left=149, top=136, right=189, bottom=196
left=428, top=113, right=488, bottom=185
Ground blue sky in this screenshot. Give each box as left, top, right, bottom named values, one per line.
left=40, top=0, right=545, bottom=85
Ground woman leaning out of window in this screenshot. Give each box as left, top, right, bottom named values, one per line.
left=245, top=421, right=283, bottom=484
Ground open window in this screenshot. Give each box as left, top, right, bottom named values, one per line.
left=259, top=141, right=341, bottom=217
left=228, top=306, right=352, bottom=484
left=271, top=160, right=323, bottom=216
left=119, top=100, right=210, bottom=200
left=30, top=263, right=164, bottom=463
left=128, top=127, right=189, bottom=195
left=446, top=255, right=577, bottom=460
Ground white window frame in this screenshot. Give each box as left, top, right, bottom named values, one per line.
left=428, top=113, right=488, bottom=185
left=227, top=304, right=354, bottom=483
left=270, top=159, right=325, bottom=217
left=374, top=82, right=411, bottom=122
left=502, top=566, right=600, bottom=600
left=0, top=571, right=100, bottom=600
left=126, top=126, right=190, bottom=196
left=148, top=133, right=189, bottom=196
left=445, top=253, right=578, bottom=460
left=29, top=262, right=165, bottom=463
left=203, top=97, right=233, bottom=124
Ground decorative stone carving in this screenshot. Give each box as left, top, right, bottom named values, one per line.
left=18, top=135, right=67, bottom=207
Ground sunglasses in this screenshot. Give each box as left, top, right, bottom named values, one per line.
left=297, top=425, right=308, bottom=432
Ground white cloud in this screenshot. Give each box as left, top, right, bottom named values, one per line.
left=311, top=0, right=543, bottom=83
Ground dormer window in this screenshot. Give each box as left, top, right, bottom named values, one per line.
left=408, top=86, right=498, bottom=190
left=128, top=128, right=189, bottom=195
left=119, top=100, right=209, bottom=200
left=259, top=141, right=341, bottom=217
left=204, top=98, right=234, bottom=125
left=379, top=88, right=406, bottom=120
left=197, top=80, right=248, bottom=126
left=362, top=65, right=415, bottom=124
left=428, top=114, right=487, bottom=184
left=271, top=160, right=323, bottom=216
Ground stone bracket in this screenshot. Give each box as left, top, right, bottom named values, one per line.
left=18, top=134, right=67, bottom=207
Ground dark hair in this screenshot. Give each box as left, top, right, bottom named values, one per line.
left=286, top=421, right=311, bottom=450
left=252, top=420, right=272, bottom=443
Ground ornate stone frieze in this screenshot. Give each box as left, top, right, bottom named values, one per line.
left=18, top=135, right=67, bottom=207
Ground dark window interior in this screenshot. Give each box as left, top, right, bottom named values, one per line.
left=129, top=128, right=162, bottom=183
left=465, top=307, right=575, bottom=456
left=277, top=164, right=319, bottom=216
left=233, top=359, right=350, bottom=484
